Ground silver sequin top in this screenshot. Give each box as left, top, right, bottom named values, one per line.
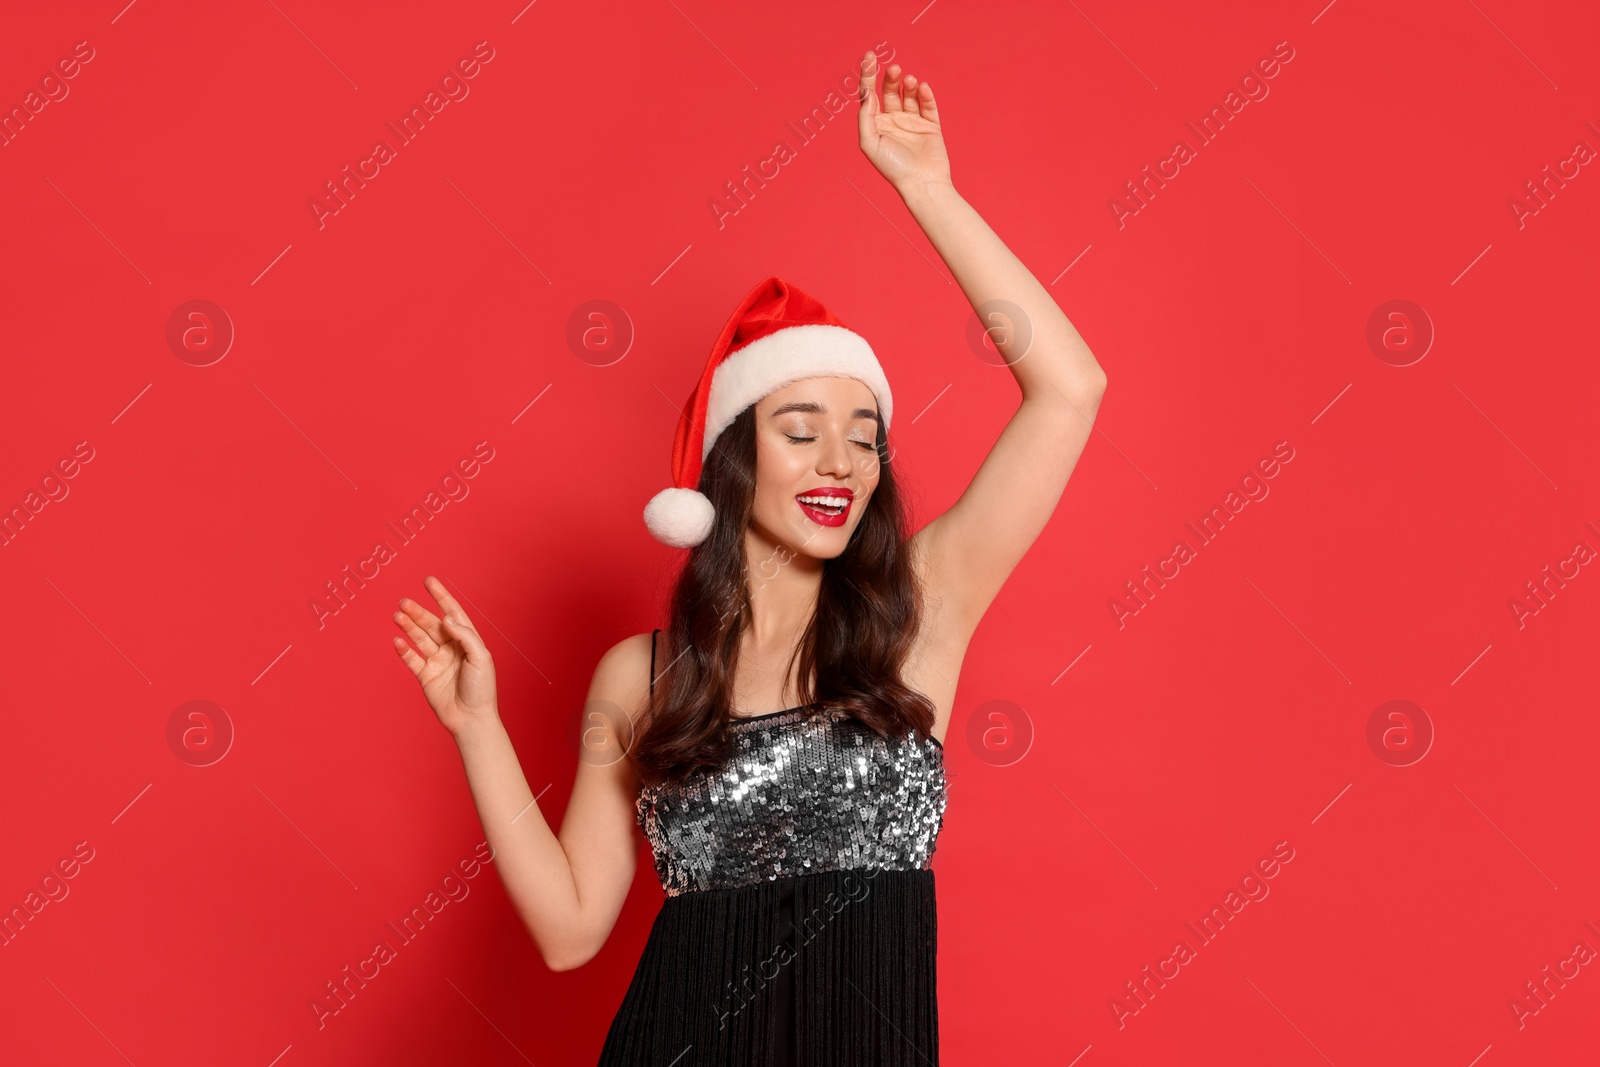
left=636, top=706, right=948, bottom=897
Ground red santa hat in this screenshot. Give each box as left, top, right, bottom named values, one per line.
left=644, top=276, right=894, bottom=548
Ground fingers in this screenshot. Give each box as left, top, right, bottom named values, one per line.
left=858, top=50, right=880, bottom=129
left=442, top=613, right=490, bottom=665
left=868, top=57, right=934, bottom=121
left=394, top=606, right=441, bottom=658
left=396, top=597, right=446, bottom=651
left=396, top=577, right=492, bottom=667
left=882, top=61, right=904, bottom=113
left=424, top=575, right=472, bottom=625
left=392, top=635, right=428, bottom=675
left=897, top=71, right=935, bottom=121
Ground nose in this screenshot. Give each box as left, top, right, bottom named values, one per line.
left=818, top=433, right=854, bottom=479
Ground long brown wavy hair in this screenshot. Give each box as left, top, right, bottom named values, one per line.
left=630, top=400, right=934, bottom=788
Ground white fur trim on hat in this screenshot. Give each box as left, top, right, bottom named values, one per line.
left=702, top=324, right=892, bottom=462
left=643, top=486, right=716, bottom=548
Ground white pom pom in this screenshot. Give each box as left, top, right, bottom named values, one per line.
left=643, top=487, right=715, bottom=548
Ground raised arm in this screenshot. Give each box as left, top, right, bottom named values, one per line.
left=856, top=52, right=1108, bottom=638
left=393, top=576, right=650, bottom=971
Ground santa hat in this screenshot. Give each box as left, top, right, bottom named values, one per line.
left=643, top=276, right=894, bottom=548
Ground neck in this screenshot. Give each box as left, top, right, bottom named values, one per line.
left=741, top=524, right=824, bottom=647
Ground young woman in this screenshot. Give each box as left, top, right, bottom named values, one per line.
left=393, top=50, right=1107, bottom=1066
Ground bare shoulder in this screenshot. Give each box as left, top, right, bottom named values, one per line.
left=589, top=631, right=657, bottom=729
left=570, top=632, right=657, bottom=776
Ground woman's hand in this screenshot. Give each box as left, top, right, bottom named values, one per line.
left=856, top=50, right=953, bottom=195
left=393, top=575, right=499, bottom=737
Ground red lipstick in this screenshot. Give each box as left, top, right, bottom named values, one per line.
left=795, top=487, right=853, bottom=527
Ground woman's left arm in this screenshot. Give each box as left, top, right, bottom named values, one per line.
left=857, top=51, right=1109, bottom=635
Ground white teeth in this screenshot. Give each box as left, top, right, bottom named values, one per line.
left=798, top=495, right=847, bottom=508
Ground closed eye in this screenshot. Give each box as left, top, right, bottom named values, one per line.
left=785, top=433, right=876, bottom=452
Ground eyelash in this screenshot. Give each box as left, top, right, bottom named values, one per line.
left=785, top=434, right=876, bottom=452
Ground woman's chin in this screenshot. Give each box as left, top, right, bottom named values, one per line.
left=748, top=519, right=851, bottom=564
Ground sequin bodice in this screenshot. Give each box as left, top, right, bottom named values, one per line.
left=635, top=706, right=948, bottom=896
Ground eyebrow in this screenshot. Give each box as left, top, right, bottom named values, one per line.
left=768, top=400, right=880, bottom=424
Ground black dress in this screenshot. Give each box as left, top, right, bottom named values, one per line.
left=596, top=630, right=949, bottom=1066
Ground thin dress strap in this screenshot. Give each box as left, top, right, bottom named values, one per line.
left=649, top=628, right=659, bottom=698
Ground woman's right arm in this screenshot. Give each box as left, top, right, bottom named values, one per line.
left=451, top=634, right=651, bottom=971
left=393, top=576, right=651, bottom=972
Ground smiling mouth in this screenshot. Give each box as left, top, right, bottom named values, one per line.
left=796, top=492, right=852, bottom=525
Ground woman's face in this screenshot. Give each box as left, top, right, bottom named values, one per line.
left=747, top=376, right=883, bottom=561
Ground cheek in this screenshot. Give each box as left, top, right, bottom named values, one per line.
left=756, top=440, right=807, bottom=486
left=851, top=487, right=877, bottom=519
left=753, top=446, right=798, bottom=511
left=759, top=484, right=791, bottom=516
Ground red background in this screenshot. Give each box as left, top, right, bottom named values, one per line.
left=3, top=1, right=1597, bottom=1064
